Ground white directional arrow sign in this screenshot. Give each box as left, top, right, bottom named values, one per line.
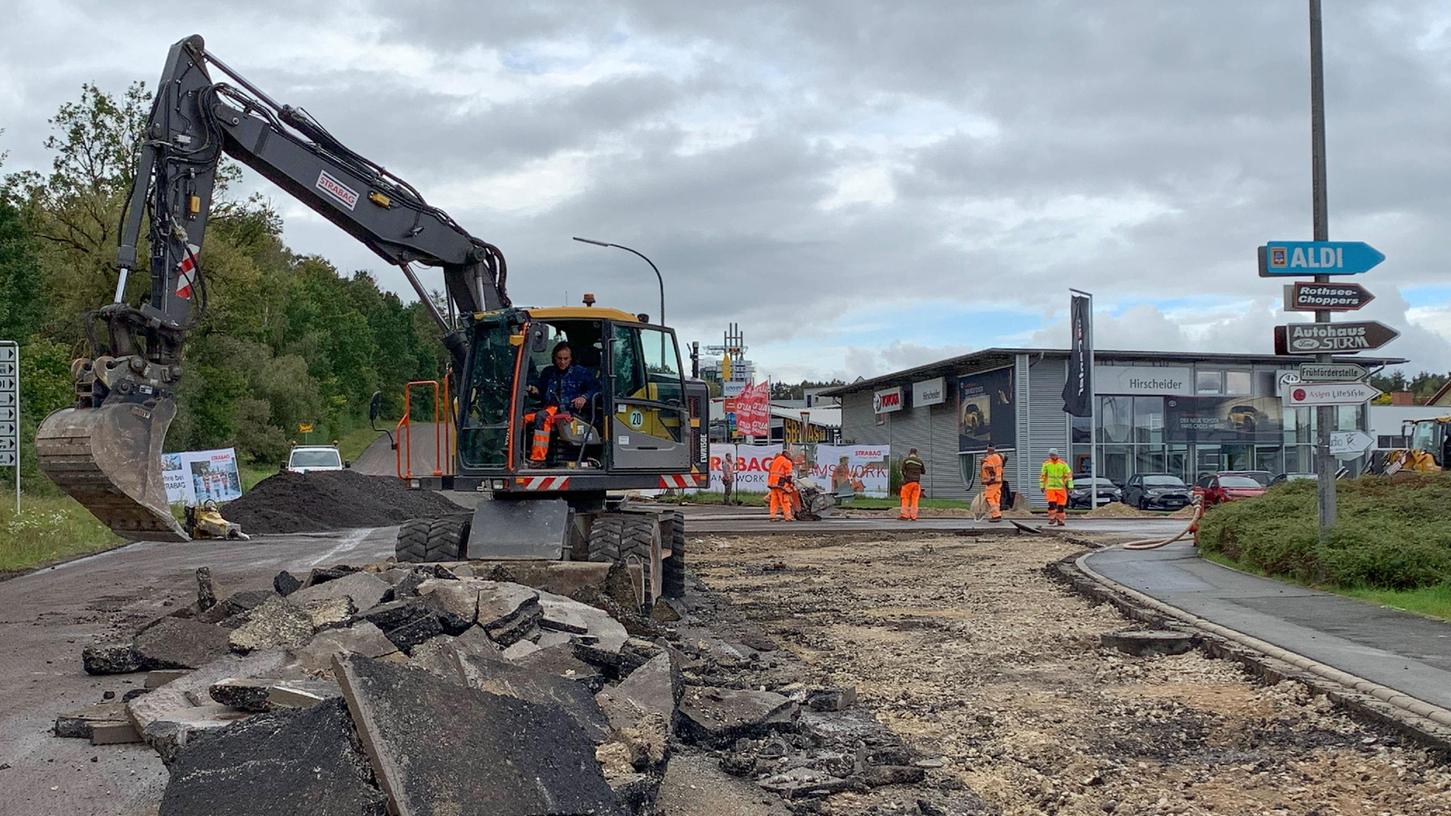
left=1329, top=430, right=1375, bottom=459
left=1282, top=381, right=1381, bottom=407
left=0, top=362, right=13, bottom=377
left=0, top=406, right=13, bottom=422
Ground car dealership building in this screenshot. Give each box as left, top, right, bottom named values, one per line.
left=821, top=347, right=1399, bottom=508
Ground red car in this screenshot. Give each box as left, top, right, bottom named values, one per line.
left=1193, top=473, right=1268, bottom=507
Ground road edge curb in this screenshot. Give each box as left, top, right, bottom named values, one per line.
left=1047, top=550, right=1451, bottom=758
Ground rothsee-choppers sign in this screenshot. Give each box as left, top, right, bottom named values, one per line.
left=1283, top=282, right=1374, bottom=312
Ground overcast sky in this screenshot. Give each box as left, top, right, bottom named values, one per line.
left=3, top=1, right=1449, bottom=382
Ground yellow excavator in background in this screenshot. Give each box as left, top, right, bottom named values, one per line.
left=1375, top=416, right=1450, bottom=476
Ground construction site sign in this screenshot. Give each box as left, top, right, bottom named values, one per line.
left=0, top=342, right=16, bottom=469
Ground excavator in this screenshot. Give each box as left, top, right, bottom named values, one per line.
left=1374, top=416, right=1450, bottom=476
left=35, top=35, right=708, bottom=600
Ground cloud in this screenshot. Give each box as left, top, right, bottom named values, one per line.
left=3, top=0, right=1450, bottom=383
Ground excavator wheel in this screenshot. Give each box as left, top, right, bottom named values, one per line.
left=663, top=511, right=687, bottom=598
left=587, top=513, right=656, bottom=598
left=396, top=515, right=469, bottom=563
left=395, top=518, right=431, bottom=563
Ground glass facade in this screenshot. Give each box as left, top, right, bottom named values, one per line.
left=1069, top=363, right=1368, bottom=484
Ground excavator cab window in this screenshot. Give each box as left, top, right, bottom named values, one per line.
left=610, top=323, right=687, bottom=470
left=459, top=317, right=518, bottom=470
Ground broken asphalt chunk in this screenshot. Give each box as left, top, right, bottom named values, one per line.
left=679, top=687, right=798, bottom=747
left=228, top=597, right=315, bottom=653
left=289, top=570, right=390, bottom=612
left=333, top=654, right=621, bottom=816
left=54, top=702, right=128, bottom=739
left=290, top=621, right=397, bottom=674
left=158, top=698, right=387, bottom=816
left=209, top=677, right=341, bottom=713
left=83, top=642, right=142, bottom=675
left=133, top=618, right=233, bottom=670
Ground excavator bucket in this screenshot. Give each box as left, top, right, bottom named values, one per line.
left=35, top=399, right=188, bottom=542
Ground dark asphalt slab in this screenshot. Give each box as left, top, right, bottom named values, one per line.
left=0, top=527, right=398, bottom=816
left=1084, top=541, right=1451, bottom=714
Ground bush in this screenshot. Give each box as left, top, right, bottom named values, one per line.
left=1197, top=474, right=1451, bottom=590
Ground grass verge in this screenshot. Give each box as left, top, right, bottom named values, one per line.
left=0, top=494, right=124, bottom=574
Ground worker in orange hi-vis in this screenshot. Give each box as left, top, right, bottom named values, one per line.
left=1039, top=448, right=1074, bottom=526
left=979, top=444, right=1005, bottom=522
left=766, top=447, right=797, bottom=521
left=898, top=448, right=926, bottom=520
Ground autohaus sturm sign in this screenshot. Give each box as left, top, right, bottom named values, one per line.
left=873, top=386, right=904, bottom=414
left=1274, top=321, right=1399, bottom=354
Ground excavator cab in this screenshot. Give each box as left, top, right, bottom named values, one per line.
left=457, top=306, right=703, bottom=489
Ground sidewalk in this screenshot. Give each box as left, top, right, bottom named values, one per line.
left=1083, top=541, right=1451, bottom=716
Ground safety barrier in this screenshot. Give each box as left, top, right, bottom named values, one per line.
left=395, top=379, right=454, bottom=479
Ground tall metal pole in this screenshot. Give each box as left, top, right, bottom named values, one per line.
left=1309, top=0, right=1337, bottom=531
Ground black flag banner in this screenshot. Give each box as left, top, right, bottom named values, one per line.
left=1061, top=294, right=1092, bottom=417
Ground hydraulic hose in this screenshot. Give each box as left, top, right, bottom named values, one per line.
left=1120, top=501, right=1205, bottom=550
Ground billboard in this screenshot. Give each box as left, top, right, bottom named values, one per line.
left=808, top=444, right=891, bottom=499
left=957, top=367, right=1016, bottom=452
left=736, top=382, right=771, bottom=437
left=1164, top=396, right=1283, bottom=443
left=162, top=448, right=244, bottom=505
left=912, top=378, right=946, bottom=407
left=873, top=386, right=904, bottom=414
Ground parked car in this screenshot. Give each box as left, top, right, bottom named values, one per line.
left=285, top=444, right=349, bottom=474
left=1218, top=469, right=1271, bottom=487
left=1068, top=477, right=1123, bottom=509
left=1123, top=474, right=1191, bottom=510
left=1194, top=473, right=1268, bottom=506
left=1270, top=472, right=1318, bottom=485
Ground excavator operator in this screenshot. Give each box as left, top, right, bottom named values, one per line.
left=525, top=341, right=601, bottom=464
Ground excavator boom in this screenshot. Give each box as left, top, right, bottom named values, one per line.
left=36, top=35, right=509, bottom=540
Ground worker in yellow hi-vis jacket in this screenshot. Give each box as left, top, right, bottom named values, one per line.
left=1039, top=448, right=1074, bottom=526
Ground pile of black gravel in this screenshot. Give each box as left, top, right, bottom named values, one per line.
left=224, top=470, right=463, bottom=534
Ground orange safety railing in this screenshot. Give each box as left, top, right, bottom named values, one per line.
left=395, top=379, right=455, bottom=479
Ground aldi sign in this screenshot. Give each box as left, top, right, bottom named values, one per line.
left=873, top=386, right=904, bottom=414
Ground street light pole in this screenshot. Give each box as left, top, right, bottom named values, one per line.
left=572, top=237, right=665, bottom=326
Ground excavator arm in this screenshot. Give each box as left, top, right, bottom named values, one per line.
left=37, top=34, right=510, bottom=540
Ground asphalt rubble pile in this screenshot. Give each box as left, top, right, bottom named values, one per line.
left=60, top=555, right=966, bottom=815
left=222, top=470, right=463, bottom=533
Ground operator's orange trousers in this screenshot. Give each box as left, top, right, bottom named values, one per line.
left=525, top=406, right=563, bottom=462
left=982, top=482, right=1002, bottom=520
left=768, top=486, right=795, bottom=520
left=898, top=482, right=921, bottom=519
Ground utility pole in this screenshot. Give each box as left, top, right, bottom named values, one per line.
left=1309, top=0, right=1337, bottom=531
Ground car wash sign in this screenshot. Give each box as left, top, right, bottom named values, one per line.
left=873, top=386, right=904, bottom=414
left=1258, top=241, right=1384, bottom=277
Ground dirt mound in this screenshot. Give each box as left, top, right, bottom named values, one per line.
left=224, top=470, right=462, bottom=534
left=1085, top=501, right=1147, bottom=518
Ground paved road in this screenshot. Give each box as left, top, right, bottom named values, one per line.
left=1085, top=541, right=1451, bottom=715
left=0, top=528, right=398, bottom=816
left=352, top=423, right=452, bottom=478
left=0, top=501, right=1181, bottom=815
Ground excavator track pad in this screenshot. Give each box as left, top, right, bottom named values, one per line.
left=35, top=398, right=189, bottom=542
